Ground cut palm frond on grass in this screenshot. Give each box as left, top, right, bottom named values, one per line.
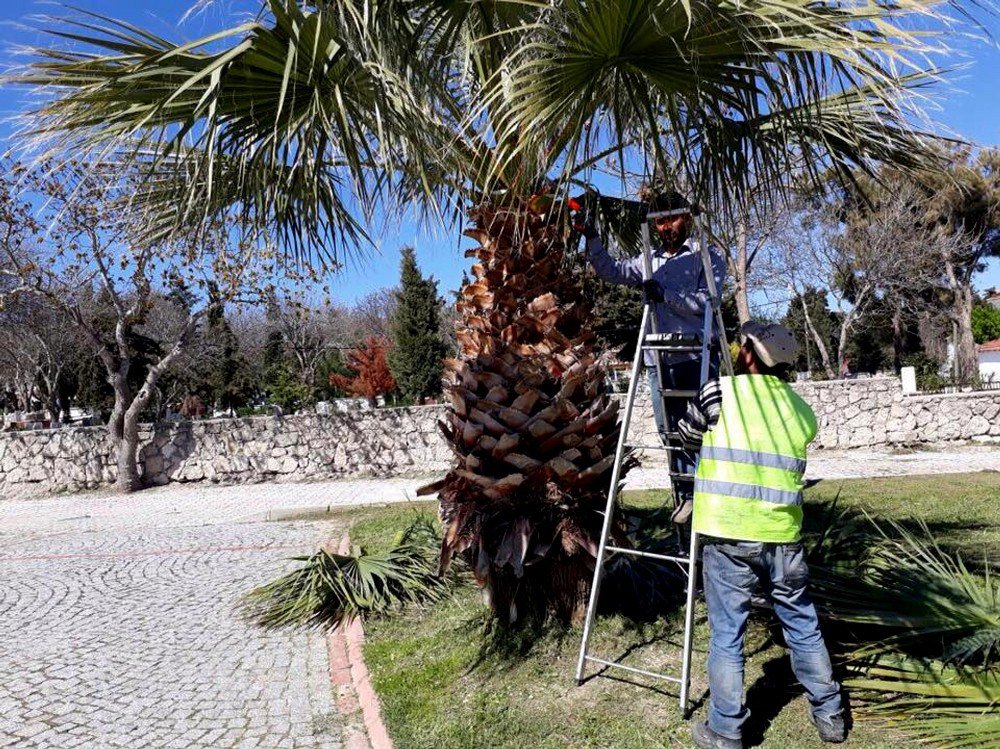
left=244, top=525, right=446, bottom=630
left=846, top=656, right=1000, bottom=749
left=810, top=515, right=1000, bottom=664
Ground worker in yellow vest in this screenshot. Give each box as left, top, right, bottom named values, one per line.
left=678, top=321, right=845, bottom=749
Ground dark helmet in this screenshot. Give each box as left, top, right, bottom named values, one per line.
left=649, top=191, right=699, bottom=215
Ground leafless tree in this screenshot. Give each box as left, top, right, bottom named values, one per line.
left=706, top=187, right=789, bottom=325
left=351, top=288, right=396, bottom=341
left=265, top=296, right=348, bottom=390
left=763, top=188, right=945, bottom=377
left=0, top=162, right=271, bottom=491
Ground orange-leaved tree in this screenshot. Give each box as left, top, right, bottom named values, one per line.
left=329, top=337, right=396, bottom=408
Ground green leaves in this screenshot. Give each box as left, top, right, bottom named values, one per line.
left=9, top=0, right=980, bottom=266
left=812, top=516, right=1000, bottom=654
left=845, top=657, right=1000, bottom=749
left=492, top=0, right=956, bottom=205
left=13, top=3, right=382, bottom=267
left=808, top=514, right=1000, bottom=746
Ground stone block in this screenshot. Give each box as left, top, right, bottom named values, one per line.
left=179, top=464, right=204, bottom=482
left=274, top=432, right=299, bottom=448
left=967, top=415, right=991, bottom=438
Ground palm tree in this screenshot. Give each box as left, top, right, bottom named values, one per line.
left=10, top=0, right=968, bottom=621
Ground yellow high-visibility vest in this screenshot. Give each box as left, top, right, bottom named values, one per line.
left=692, top=375, right=817, bottom=543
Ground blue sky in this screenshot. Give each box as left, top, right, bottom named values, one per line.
left=1, top=0, right=998, bottom=305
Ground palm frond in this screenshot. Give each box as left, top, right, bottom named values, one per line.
left=490, top=0, right=963, bottom=203
left=846, top=656, right=1000, bottom=749
left=810, top=515, right=1000, bottom=662
left=12, top=1, right=389, bottom=267
left=243, top=528, right=447, bottom=629
left=8, top=0, right=984, bottom=265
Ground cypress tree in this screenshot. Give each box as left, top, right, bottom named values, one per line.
left=388, top=247, right=447, bottom=402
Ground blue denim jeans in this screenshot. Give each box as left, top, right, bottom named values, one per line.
left=702, top=540, right=843, bottom=740
left=647, top=355, right=718, bottom=501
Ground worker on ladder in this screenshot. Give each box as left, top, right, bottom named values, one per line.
left=581, top=191, right=727, bottom=523
left=677, top=322, right=846, bottom=749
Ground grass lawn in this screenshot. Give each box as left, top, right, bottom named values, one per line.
left=348, top=471, right=1000, bottom=749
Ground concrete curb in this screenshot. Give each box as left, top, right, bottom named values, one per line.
left=327, top=533, right=394, bottom=749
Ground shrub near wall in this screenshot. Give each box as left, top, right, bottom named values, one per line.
left=1, top=378, right=999, bottom=498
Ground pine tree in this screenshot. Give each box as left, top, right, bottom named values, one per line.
left=205, top=309, right=255, bottom=414
left=388, top=247, right=447, bottom=402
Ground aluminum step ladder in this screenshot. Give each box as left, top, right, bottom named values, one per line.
left=574, top=207, right=733, bottom=714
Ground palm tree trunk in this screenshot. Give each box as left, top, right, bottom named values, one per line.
left=430, top=199, right=629, bottom=625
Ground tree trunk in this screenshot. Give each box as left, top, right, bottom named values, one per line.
left=116, top=420, right=142, bottom=493
left=484, top=552, right=593, bottom=626
left=836, top=312, right=855, bottom=378
left=953, top=285, right=978, bottom=383
left=800, top=294, right=835, bottom=378
left=433, top=200, right=628, bottom=626
left=734, top=218, right=751, bottom=325
left=108, top=370, right=141, bottom=492
left=892, top=301, right=905, bottom=373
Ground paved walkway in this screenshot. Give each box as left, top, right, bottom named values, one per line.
left=0, top=507, right=356, bottom=748
left=0, top=444, right=997, bottom=748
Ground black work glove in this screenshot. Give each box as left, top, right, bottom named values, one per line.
left=642, top=279, right=664, bottom=304
left=570, top=194, right=599, bottom=239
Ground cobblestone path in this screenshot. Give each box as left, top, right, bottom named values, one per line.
left=0, top=505, right=353, bottom=748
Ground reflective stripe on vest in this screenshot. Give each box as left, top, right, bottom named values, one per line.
left=692, top=375, right=817, bottom=543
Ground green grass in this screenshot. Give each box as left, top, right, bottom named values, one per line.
left=350, top=472, right=1000, bottom=749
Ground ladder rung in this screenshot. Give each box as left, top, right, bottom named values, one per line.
left=584, top=656, right=683, bottom=684
left=625, top=443, right=685, bottom=452
left=659, top=390, right=699, bottom=398
left=605, top=545, right=692, bottom=565
left=669, top=472, right=695, bottom=480
left=644, top=333, right=701, bottom=343
left=642, top=344, right=703, bottom=352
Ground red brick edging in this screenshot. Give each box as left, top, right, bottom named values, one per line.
left=328, top=534, right=394, bottom=749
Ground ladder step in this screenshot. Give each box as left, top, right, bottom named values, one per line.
left=642, top=344, right=703, bottom=352
left=670, top=473, right=695, bottom=480
left=645, top=333, right=702, bottom=344
left=584, top=656, right=683, bottom=684
left=605, top=545, right=692, bottom=565
left=659, top=390, right=699, bottom=398
left=625, top=443, right=685, bottom=452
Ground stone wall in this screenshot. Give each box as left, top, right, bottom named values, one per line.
left=2, top=376, right=998, bottom=498
left=793, top=377, right=1000, bottom=448
left=624, top=375, right=1000, bottom=456
left=0, top=407, right=450, bottom=498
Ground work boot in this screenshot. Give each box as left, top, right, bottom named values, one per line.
left=691, top=721, right=742, bottom=749
left=671, top=498, right=693, bottom=524
left=811, top=712, right=847, bottom=743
